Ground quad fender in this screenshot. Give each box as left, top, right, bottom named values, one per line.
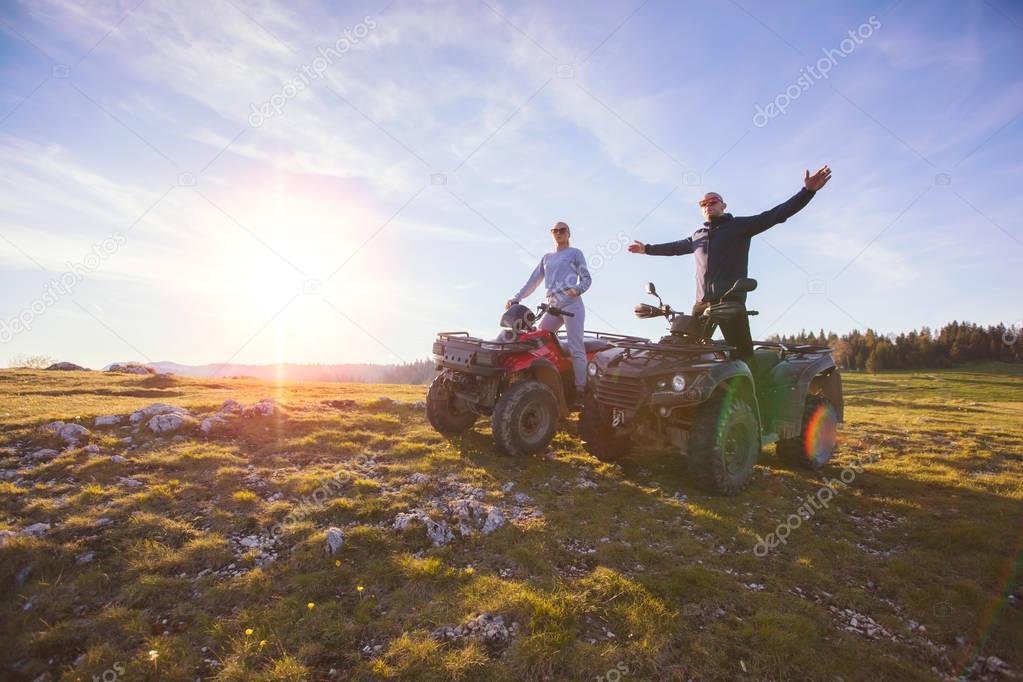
left=768, top=353, right=841, bottom=437
left=810, top=368, right=844, bottom=422
left=527, top=358, right=570, bottom=417
left=701, top=361, right=762, bottom=434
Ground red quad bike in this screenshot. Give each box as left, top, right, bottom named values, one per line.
left=427, top=303, right=638, bottom=456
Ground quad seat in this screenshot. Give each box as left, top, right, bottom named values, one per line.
left=753, top=348, right=784, bottom=373
left=584, top=338, right=613, bottom=354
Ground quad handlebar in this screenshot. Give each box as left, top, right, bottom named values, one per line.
left=538, top=302, right=574, bottom=318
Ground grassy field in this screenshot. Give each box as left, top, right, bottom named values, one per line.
left=1, top=364, right=1021, bottom=681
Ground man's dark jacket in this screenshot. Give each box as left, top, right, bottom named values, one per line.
left=644, top=188, right=816, bottom=302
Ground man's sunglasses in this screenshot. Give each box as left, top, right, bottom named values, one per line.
left=551, top=227, right=569, bottom=234
left=699, top=198, right=722, bottom=208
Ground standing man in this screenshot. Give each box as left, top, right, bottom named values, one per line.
left=628, top=166, right=832, bottom=366
left=507, top=221, right=592, bottom=405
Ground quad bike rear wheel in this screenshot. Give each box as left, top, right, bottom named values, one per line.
left=688, top=385, right=759, bottom=495
left=491, top=380, right=558, bottom=456
left=777, top=394, right=838, bottom=470
left=426, top=372, right=478, bottom=434
left=579, top=392, right=633, bottom=461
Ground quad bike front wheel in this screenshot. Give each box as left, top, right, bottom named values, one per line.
left=579, top=392, right=633, bottom=461
left=491, top=380, right=558, bottom=456
left=426, top=372, right=478, bottom=435
left=688, top=386, right=759, bottom=495
left=777, top=394, right=838, bottom=470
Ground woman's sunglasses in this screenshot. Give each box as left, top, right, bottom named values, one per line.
left=551, top=227, right=569, bottom=234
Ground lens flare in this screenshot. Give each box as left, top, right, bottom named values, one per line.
left=803, top=402, right=837, bottom=462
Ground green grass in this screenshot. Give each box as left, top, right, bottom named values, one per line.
left=0, top=365, right=1021, bottom=680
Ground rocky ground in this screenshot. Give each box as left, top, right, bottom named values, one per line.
left=0, top=367, right=1021, bottom=680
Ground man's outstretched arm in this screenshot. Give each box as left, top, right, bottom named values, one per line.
left=628, top=238, right=694, bottom=256
left=746, top=165, right=831, bottom=237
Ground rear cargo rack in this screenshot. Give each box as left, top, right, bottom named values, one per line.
left=753, top=341, right=832, bottom=354
left=610, top=339, right=734, bottom=354
left=556, top=330, right=648, bottom=343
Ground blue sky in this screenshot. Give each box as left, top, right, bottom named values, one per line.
left=0, top=0, right=1020, bottom=368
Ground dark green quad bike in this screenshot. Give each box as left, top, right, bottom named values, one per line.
left=581, top=278, right=843, bottom=495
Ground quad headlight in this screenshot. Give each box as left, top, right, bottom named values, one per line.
left=587, top=362, right=598, bottom=377
left=671, top=374, right=686, bottom=392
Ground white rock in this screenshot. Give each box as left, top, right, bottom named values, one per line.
left=325, top=527, right=344, bottom=554
left=481, top=508, right=505, bottom=534
left=59, top=423, right=91, bottom=445
left=110, top=455, right=128, bottom=464
left=83, top=444, right=100, bottom=454
left=29, top=449, right=60, bottom=461
left=0, top=529, right=16, bottom=547
left=94, top=415, right=123, bottom=427
left=39, top=421, right=66, bottom=434
left=129, top=403, right=188, bottom=424
left=200, top=415, right=227, bottom=434
left=77, top=551, right=95, bottom=564
left=242, top=399, right=275, bottom=417
left=147, top=413, right=197, bottom=434
left=119, top=477, right=143, bottom=488
left=21, top=522, right=51, bottom=536
left=393, top=511, right=453, bottom=547
left=407, top=473, right=431, bottom=485
left=411, top=400, right=426, bottom=409
left=219, top=400, right=242, bottom=414
left=239, top=536, right=260, bottom=549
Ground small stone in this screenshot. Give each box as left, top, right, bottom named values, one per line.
left=481, top=508, right=505, bottom=534
left=21, top=522, right=51, bottom=536
left=148, top=413, right=198, bottom=434
left=242, top=399, right=275, bottom=417
left=77, top=551, right=95, bottom=564
left=29, top=449, right=60, bottom=461
left=200, top=415, right=227, bottom=434
left=129, top=403, right=188, bottom=424
left=110, top=455, right=128, bottom=464
left=94, top=415, right=123, bottom=427
left=325, top=527, right=344, bottom=554
left=57, top=423, right=91, bottom=445
left=119, top=477, right=144, bottom=488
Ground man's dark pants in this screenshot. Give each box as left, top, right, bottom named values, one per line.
left=691, top=301, right=755, bottom=369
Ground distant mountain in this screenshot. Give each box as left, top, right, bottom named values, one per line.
left=101, top=360, right=436, bottom=384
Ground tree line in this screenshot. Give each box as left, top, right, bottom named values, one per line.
left=766, top=321, right=1022, bottom=372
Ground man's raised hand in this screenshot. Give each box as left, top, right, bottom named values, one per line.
left=804, top=165, right=832, bottom=192
left=627, top=240, right=646, bottom=254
